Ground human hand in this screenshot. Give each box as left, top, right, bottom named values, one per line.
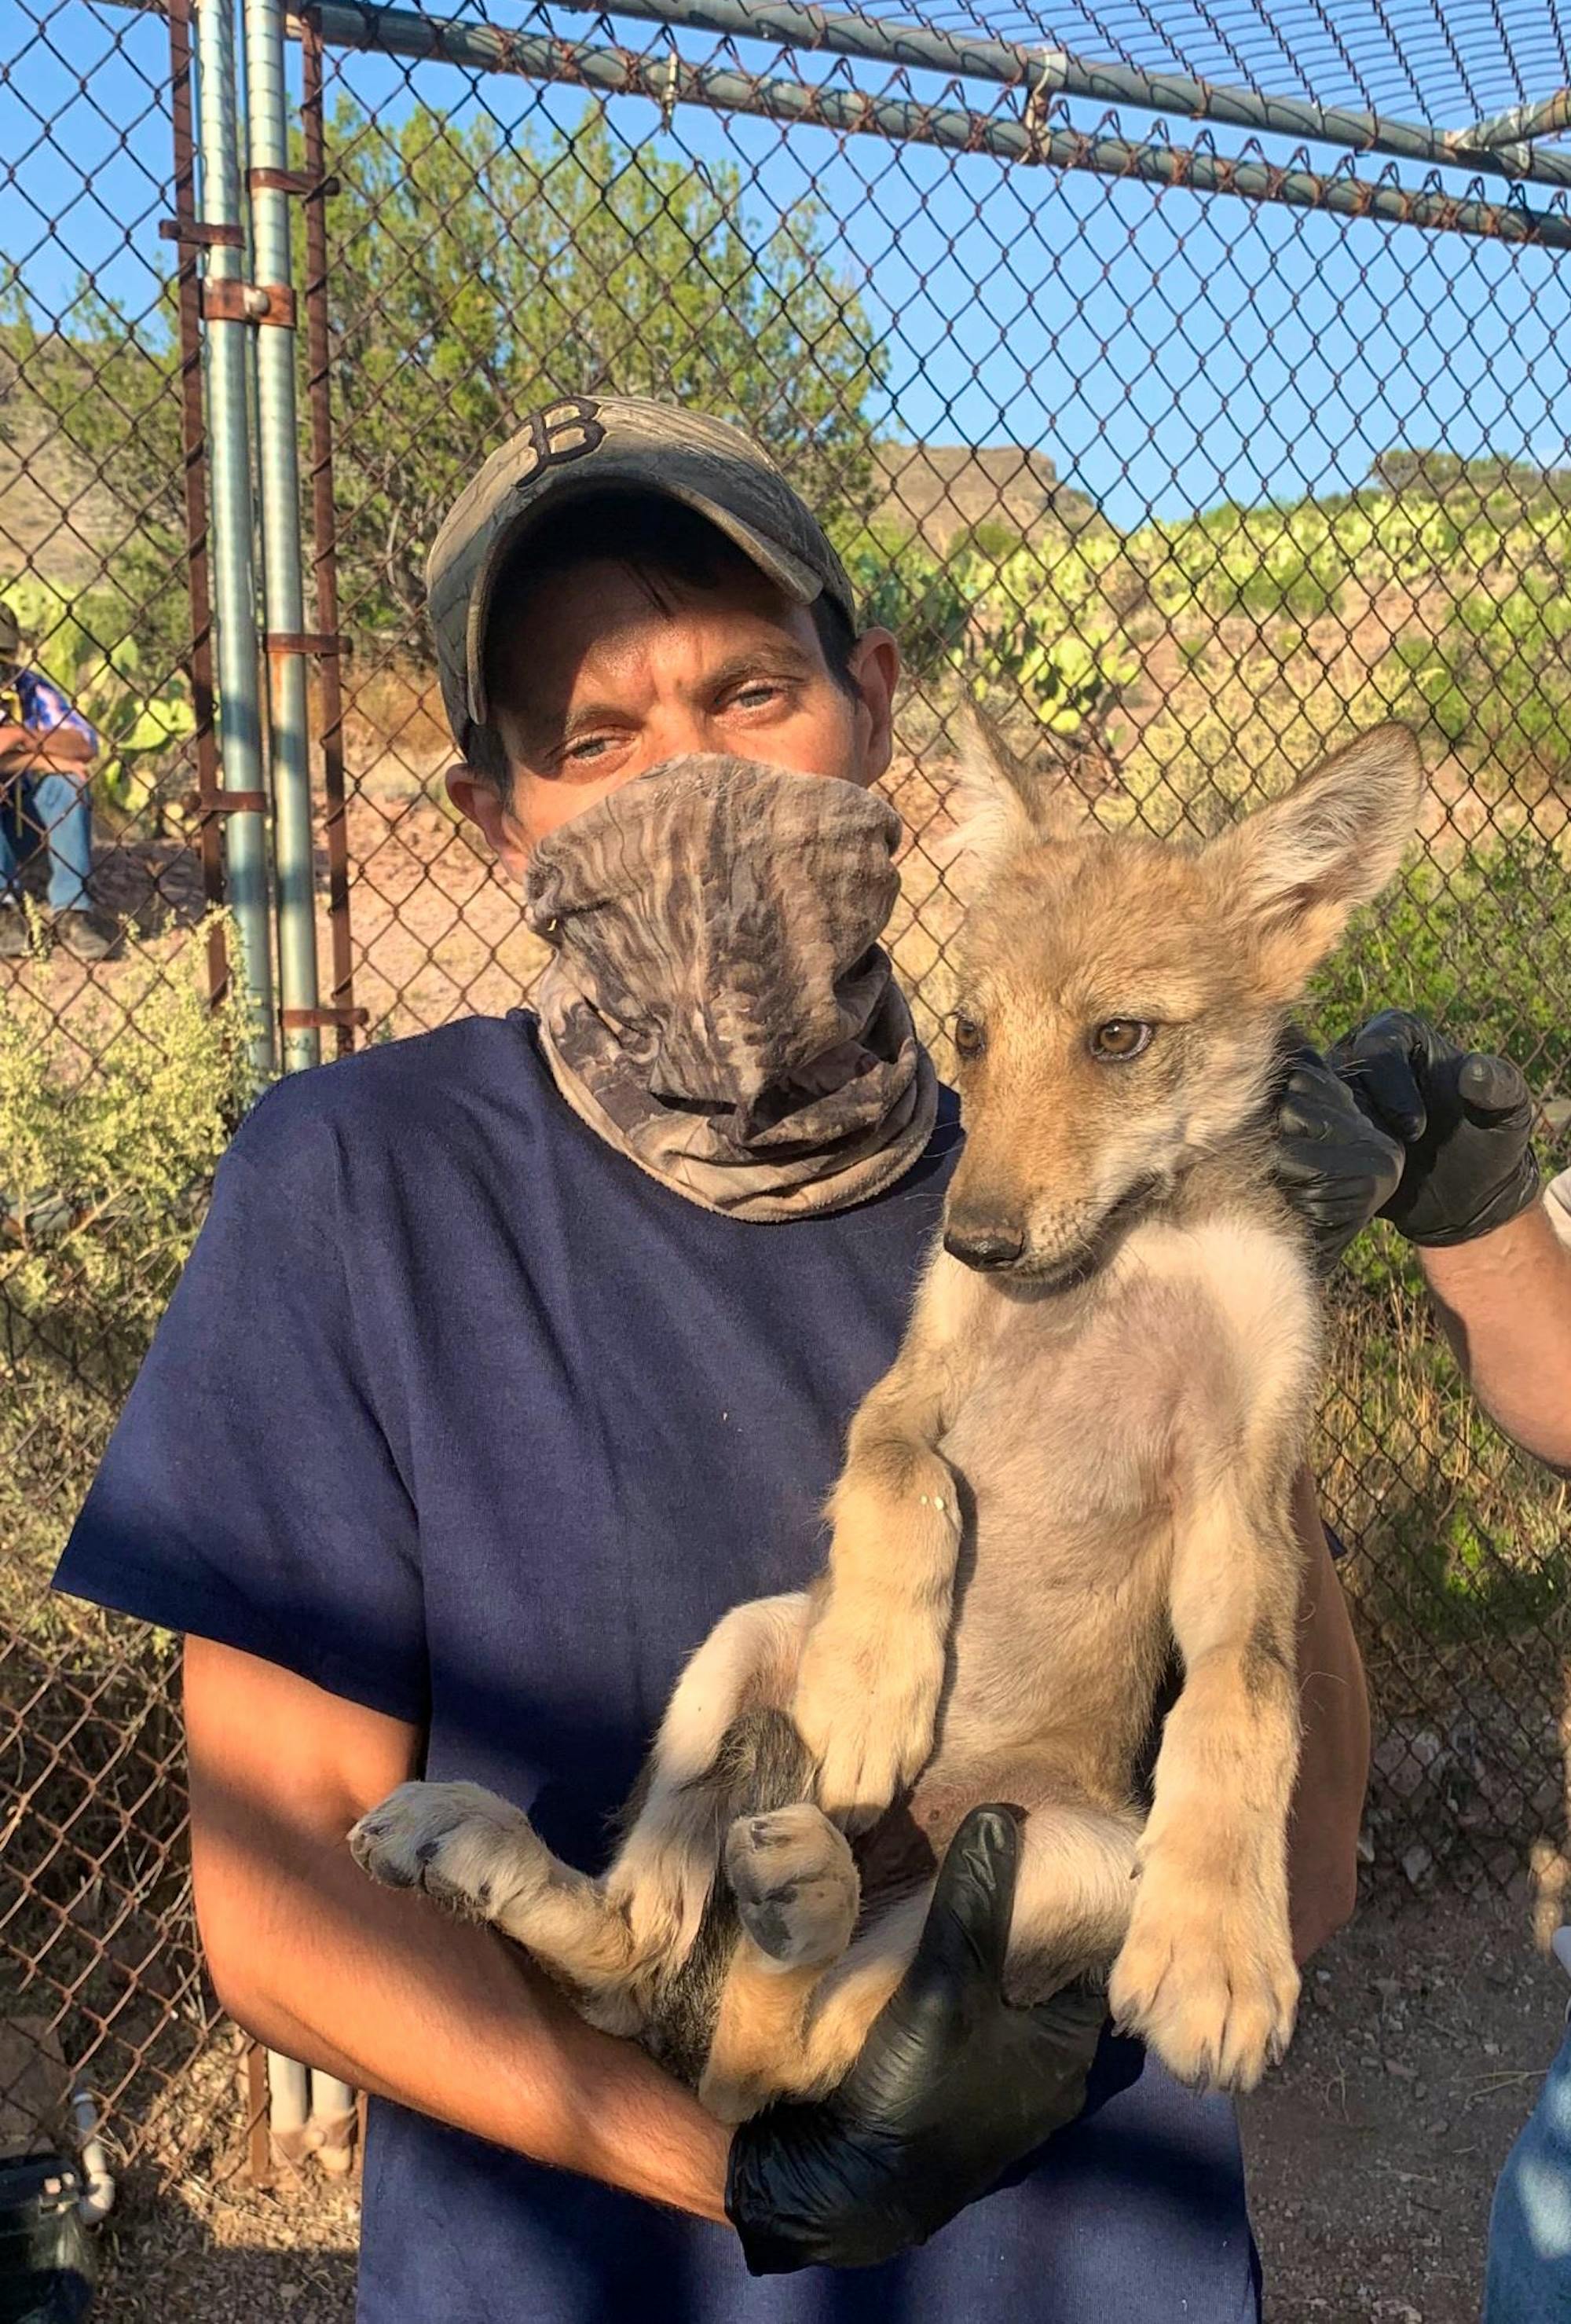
left=1273, top=1038, right=1405, bottom=1270
left=725, top=1806, right=1107, bottom=2274
left=1331, top=1010, right=1540, bottom=1247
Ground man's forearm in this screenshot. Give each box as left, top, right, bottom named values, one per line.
left=1419, top=1204, right=1571, bottom=1473
left=1284, top=1468, right=1369, bottom=1963
left=192, top=1773, right=732, bottom=2221
left=183, top=1640, right=732, bottom=2224
left=0, top=740, right=93, bottom=774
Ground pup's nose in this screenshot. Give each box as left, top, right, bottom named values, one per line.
left=943, top=1215, right=1027, bottom=1271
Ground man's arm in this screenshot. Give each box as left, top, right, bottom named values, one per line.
left=0, top=723, right=95, bottom=774
left=184, top=1637, right=732, bottom=2221
left=1284, top=1468, right=1368, bottom=1963
left=1418, top=1203, right=1571, bottom=1475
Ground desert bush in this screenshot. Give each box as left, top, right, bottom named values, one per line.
left=0, top=925, right=252, bottom=1648
left=1381, top=579, right=1571, bottom=789
left=838, top=522, right=978, bottom=682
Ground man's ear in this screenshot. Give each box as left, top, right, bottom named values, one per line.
left=948, top=695, right=1078, bottom=870
left=848, top=625, right=900, bottom=783
left=1209, top=722, right=1423, bottom=998
left=445, top=763, right=531, bottom=878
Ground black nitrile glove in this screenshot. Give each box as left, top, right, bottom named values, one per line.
left=1331, top=1010, right=1540, bottom=1248
left=1274, top=1037, right=1406, bottom=1270
left=725, top=1806, right=1107, bottom=2275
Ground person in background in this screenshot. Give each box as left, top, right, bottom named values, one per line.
left=1291, top=1010, right=1571, bottom=2322
left=0, top=597, right=117, bottom=961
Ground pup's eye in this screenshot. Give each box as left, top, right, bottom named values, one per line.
left=1090, top=1019, right=1154, bottom=1061
left=953, top=1013, right=986, bottom=1059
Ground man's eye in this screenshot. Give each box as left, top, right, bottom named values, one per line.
left=729, top=683, right=784, bottom=712
left=562, top=735, right=613, bottom=764
left=953, top=1013, right=986, bottom=1059
left=1089, top=1019, right=1155, bottom=1061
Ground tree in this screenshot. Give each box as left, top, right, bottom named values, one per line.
left=6, top=96, right=886, bottom=666
left=317, top=97, right=884, bottom=641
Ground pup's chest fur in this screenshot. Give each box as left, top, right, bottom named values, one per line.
left=923, top=1206, right=1320, bottom=1805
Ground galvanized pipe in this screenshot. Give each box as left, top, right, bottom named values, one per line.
left=245, top=0, right=321, bottom=1072
left=118, top=0, right=1571, bottom=192
left=558, top=0, right=1571, bottom=191
left=196, top=0, right=276, bottom=1073
left=1463, top=88, right=1571, bottom=150
left=164, top=0, right=229, bottom=1013
left=297, top=6, right=1571, bottom=251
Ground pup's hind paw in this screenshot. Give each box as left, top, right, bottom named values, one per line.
left=350, top=1780, right=548, bottom=1926
left=725, top=1804, right=859, bottom=1971
left=1109, top=1870, right=1299, bottom=2091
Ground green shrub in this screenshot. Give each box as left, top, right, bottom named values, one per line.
left=1309, top=832, right=1571, bottom=1091
left=0, top=925, right=252, bottom=1648
left=1381, top=580, right=1571, bottom=786
left=839, top=523, right=978, bottom=681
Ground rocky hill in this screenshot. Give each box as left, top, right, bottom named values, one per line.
left=870, top=441, right=1099, bottom=549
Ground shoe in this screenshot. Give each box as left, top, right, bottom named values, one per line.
left=50, top=906, right=119, bottom=962
left=0, top=908, right=28, bottom=959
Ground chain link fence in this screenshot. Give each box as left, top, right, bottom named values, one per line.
left=3, top=0, right=1569, bottom=2227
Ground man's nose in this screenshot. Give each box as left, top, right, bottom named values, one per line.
left=943, top=1211, right=1027, bottom=1271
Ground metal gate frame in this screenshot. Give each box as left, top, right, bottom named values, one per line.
left=152, top=0, right=1571, bottom=1093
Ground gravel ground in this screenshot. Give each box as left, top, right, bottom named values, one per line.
left=1245, top=1883, right=1565, bottom=2322
left=78, top=1886, right=1563, bottom=2322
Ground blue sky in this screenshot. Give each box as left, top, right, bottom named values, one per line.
left=4, top=0, right=1569, bottom=526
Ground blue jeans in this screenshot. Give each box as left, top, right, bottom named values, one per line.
left=0, top=768, right=93, bottom=913
left=1485, top=2023, right=1571, bottom=2321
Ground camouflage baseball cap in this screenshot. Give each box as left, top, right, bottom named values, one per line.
left=425, top=394, right=858, bottom=754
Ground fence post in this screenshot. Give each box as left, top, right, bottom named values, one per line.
left=244, top=0, right=321, bottom=1073
left=194, top=0, right=276, bottom=1073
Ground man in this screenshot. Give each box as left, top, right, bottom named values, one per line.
left=49, top=397, right=1522, bottom=2318
left=0, top=599, right=116, bottom=961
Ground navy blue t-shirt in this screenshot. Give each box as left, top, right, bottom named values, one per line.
left=57, top=1013, right=1260, bottom=2324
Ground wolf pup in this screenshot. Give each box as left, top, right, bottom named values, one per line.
left=352, top=718, right=1422, bottom=2121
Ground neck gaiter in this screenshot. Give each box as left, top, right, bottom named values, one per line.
left=524, top=755, right=938, bottom=1220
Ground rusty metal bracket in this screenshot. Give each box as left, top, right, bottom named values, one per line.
left=281, top=1005, right=371, bottom=1030
left=182, top=789, right=269, bottom=819
left=159, top=216, right=244, bottom=249
left=200, top=278, right=297, bottom=328
left=248, top=165, right=341, bottom=196
left=265, top=629, right=350, bottom=657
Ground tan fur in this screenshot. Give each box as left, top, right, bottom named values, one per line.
left=352, top=720, right=1423, bottom=2111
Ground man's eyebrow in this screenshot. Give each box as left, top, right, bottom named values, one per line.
left=515, top=696, right=628, bottom=749
left=701, top=644, right=817, bottom=692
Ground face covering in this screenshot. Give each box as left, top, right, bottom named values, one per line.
left=523, top=755, right=939, bottom=1220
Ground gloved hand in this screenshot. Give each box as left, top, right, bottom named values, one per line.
left=1274, top=1037, right=1406, bottom=1270
left=725, top=1806, right=1107, bottom=2275
left=1331, top=1010, right=1540, bottom=1247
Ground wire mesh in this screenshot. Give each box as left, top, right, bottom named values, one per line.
left=2, top=0, right=1569, bottom=2205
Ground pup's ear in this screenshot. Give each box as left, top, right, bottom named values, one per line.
left=1210, top=722, right=1422, bottom=999
left=947, top=695, right=1078, bottom=870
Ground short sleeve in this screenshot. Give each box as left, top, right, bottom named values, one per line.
left=1547, top=1168, right=1571, bottom=1252
left=20, top=671, right=99, bottom=752
left=53, top=1089, right=428, bottom=1723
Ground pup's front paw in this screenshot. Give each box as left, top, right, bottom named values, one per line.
left=1108, top=1855, right=1298, bottom=2091
left=350, top=1780, right=547, bottom=1924
left=725, top=1804, right=859, bottom=1970
left=793, top=1634, right=947, bottom=1833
